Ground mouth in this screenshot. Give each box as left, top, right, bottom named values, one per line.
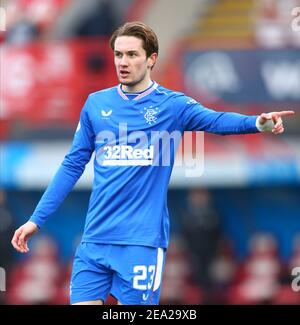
left=119, top=70, right=130, bottom=78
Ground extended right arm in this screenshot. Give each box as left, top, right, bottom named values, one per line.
left=30, top=97, right=95, bottom=228
left=11, top=97, right=95, bottom=252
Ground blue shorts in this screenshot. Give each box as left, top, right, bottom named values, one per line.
left=70, top=242, right=166, bottom=305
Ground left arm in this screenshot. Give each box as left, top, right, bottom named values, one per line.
left=176, top=95, right=294, bottom=135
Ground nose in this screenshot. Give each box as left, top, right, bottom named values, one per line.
left=119, top=56, right=129, bottom=67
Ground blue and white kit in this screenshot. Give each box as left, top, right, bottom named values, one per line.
left=29, top=81, right=259, bottom=303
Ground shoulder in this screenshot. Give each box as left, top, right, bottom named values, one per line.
left=156, top=84, right=197, bottom=105
left=80, top=86, right=117, bottom=115
left=88, top=86, right=118, bottom=101
left=155, top=84, right=183, bottom=98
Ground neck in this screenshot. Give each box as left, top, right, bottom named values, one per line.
left=122, top=78, right=153, bottom=93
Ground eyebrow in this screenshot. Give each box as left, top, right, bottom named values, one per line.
left=114, top=50, right=139, bottom=54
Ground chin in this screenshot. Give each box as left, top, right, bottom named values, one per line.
left=118, top=77, right=129, bottom=83
left=120, top=79, right=137, bottom=87
left=120, top=80, right=131, bottom=85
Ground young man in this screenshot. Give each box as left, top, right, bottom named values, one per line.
left=11, top=22, right=294, bottom=305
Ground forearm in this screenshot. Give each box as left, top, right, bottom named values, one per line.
left=29, top=161, right=86, bottom=228
left=203, top=112, right=259, bottom=135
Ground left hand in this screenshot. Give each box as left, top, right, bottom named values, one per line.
left=257, top=111, right=295, bottom=135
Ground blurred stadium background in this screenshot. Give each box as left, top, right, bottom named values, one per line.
left=0, top=0, right=300, bottom=305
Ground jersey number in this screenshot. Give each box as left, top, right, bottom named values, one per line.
left=133, top=265, right=155, bottom=290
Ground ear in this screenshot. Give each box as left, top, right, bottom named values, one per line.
left=147, top=53, right=158, bottom=69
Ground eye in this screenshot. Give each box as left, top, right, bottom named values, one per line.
left=115, top=52, right=122, bottom=58
left=129, top=52, right=137, bottom=57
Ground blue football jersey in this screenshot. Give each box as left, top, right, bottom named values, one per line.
left=29, top=82, right=259, bottom=248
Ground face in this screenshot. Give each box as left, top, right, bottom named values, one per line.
left=113, top=36, right=157, bottom=90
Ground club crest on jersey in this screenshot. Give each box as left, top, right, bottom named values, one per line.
left=141, top=106, right=160, bottom=125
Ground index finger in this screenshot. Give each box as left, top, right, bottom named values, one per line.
left=276, top=111, right=295, bottom=117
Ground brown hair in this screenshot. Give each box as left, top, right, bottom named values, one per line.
left=109, top=21, right=159, bottom=58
